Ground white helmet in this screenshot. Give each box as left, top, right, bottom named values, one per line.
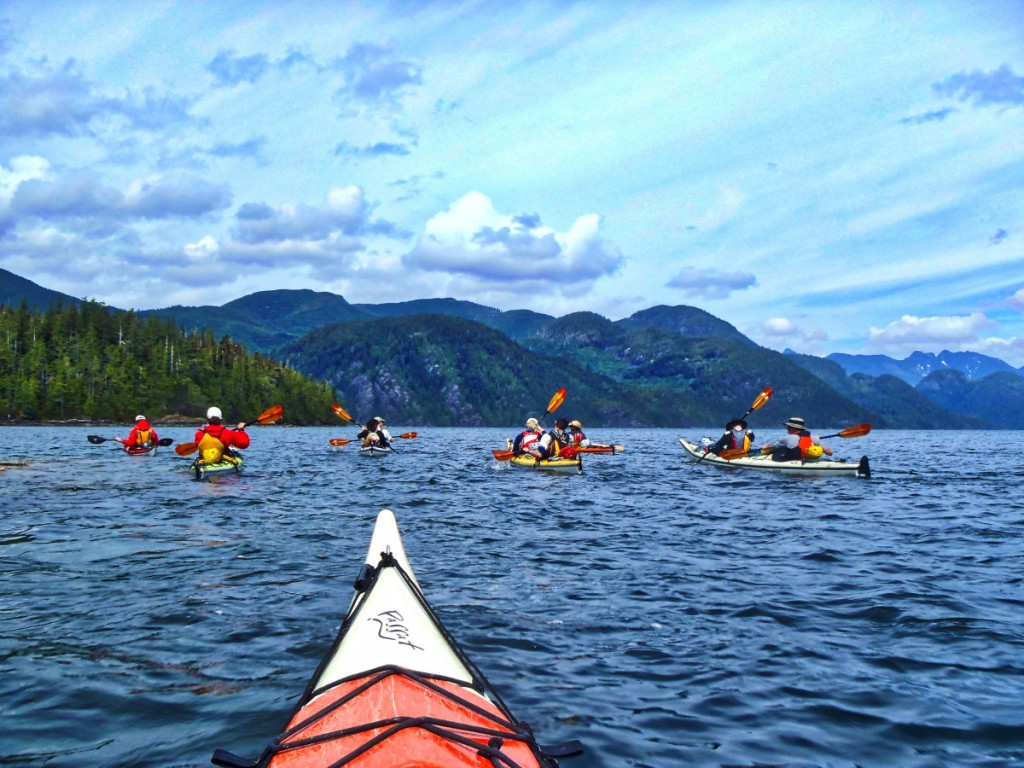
left=135, top=414, right=146, bottom=422
left=206, top=406, right=222, bottom=420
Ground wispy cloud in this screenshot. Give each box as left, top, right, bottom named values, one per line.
left=666, top=266, right=756, bottom=299
left=332, top=43, right=422, bottom=103
left=932, top=64, right=1024, bottom=108
left=333, top=140, right=413, bottom=158
left=207, top=50, right=271, bottom=87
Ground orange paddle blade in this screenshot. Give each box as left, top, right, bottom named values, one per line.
left=545, top=388, right=567, bottom=415
left=398, top=432, right=418, bottom=439
left=825, top=423, right=872, bottom=439
left=750, top=386, right=772, bottom=412
left=252, top=404, right=283, bottom=426
left=175, top=442, right=198, bottom=456
left=492, top=449, right=515, bottom=461
left=329, top=438, right=351, bottom=446
left=332, top=403, right=356, bottom=424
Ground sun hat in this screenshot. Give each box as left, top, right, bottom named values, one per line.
left=569, top=420, right=582, bottom=428
left=135, top=414, right=146, bottom=422
left=207, top=406, right=222, bottom=420
left=373, top=416, right=385, bottom=423
left=784, top=417, right=805, bottom=430
left=726, top=419, right=747, bottom=431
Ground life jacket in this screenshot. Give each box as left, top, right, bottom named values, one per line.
left=797, top=432, right=814, bottom=459
left=548, top=429, right=569, bottom=457
left=729, top=429, right=752, bottom=451
left=134, top=428, right=153, bottom=446
left=197, top=425, right=239, bottom=464
left=519, top=430, right=541, bottom=451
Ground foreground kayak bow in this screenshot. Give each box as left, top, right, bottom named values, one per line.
left=212, top=509, right=582, bottom=768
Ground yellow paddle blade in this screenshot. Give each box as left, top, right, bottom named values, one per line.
left=718, top=447, right=749, bottom=460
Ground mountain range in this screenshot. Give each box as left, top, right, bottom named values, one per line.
left=2, top=267, right=1022, bottom=428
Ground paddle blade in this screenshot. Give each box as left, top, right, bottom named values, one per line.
left=329, top=438, right=351, bottom=446
left=175, top=442, right=199, bottom=456
left=719, top=447, right=749, bottom=460
left=87, top=435, right=110, bottom=444
left=544, top=388, right=567, bottom=416
left=250, top=404, right=283, bottom=426
left=157, top=437, right=174, bottom=446
left=492, top=449, right=515, bottom=461
left=332, top=403, right=356, bottom=424
left=398, top=431, right=418, bottom=439
left=836, top=423, right=871, bottom=439
left=750, top=386, right=772, bottom=412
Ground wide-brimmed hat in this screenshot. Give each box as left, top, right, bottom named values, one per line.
left=373, top=415, right=385, bottom=424
left=569, top=420, right=582, bottom=429
left=726, top=418, right=747, bottom=431
left=784, top=417, right=805, bottom=430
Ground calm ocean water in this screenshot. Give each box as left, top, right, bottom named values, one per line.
left=2, top=425, right=1022, bottom=767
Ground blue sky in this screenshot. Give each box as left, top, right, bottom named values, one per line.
left=1, top=2, right=1023, bottom=364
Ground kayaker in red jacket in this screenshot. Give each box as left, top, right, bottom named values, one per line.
left=194, top=406, right=250, bottom=463
left=118, top=415, right=159, bottom=447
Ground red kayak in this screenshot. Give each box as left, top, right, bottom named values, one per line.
left=212, top=509, right=581, bottom=768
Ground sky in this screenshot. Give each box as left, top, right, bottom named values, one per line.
left=1, top=2, right=1023, bottom=365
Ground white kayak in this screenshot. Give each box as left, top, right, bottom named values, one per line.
left=358, top=444, right=394, bottom=458
left=212, top=509, right=581, bottom=768
left=680, top=438, right=870, bottom=478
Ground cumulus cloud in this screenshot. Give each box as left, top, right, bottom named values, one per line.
left=333, top=43, right=422, bottom=103
left=207, top=49, right=271, bottom=87
left=932, top=64, right=1024, bottom=108
left=666, top=266, right=756, bottom=299
left=403, top=192, right=623, bottom=292
left=0, top=155, right=50, bottom=207
left=0, top=59, right=194, bottom=138
left=761, top=317, right=799, bottom=337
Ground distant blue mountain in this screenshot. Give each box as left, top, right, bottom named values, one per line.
left=826, top=350, right=1022, bottom=385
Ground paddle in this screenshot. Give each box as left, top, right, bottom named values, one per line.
left=493, top=389, right=567, bottom=461
left=88, top=435, right=174, bottom=447
left=820, top=423, right=872, bottom=440
left=174, top=404, right=283, bottom=456
left=331, top=402, right=361, bottom=427
left=718, top=423, right=871, bottom=461
left=331, top=431, right=416, bottom=447
left=696, top=386, right=773, bottom=464
left=577, top=444, right=622, bottom=456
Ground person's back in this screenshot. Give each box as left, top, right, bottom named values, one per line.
left=195, top=406, right=250, bottom=462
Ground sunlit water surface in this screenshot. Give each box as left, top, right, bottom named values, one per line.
left=2, top=426, right=1022, bottom=767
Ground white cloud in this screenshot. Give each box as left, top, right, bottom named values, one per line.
left=761, top=317, right=799, bottom=337
left=403, top=192, right=623, bottom=291
left=0, top=155, right=50, bottom=207
left=867, top=313, right=994, bottom=347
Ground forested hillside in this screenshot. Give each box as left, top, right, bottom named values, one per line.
left=280, top=313, right=716, bottom=427
left=0, top=300, right=335, bottom=423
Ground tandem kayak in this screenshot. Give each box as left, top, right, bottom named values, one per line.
left=509, top=453, right=583, bottom=475
left=190, top=452, right=243, bottom=480
left=358, top=444, right=394, bottom=458
left=212, top=508, right=582, bottom=768
left=679, top=438, right=870, bottom=478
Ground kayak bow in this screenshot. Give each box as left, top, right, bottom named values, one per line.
left=212, top=509, right=581, bottom=767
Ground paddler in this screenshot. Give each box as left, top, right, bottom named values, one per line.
left=761, top=416, right=831, bottom=461
left=117, top=414, right=159, bottom=449
left=194, top=406, right=250, bottom=463
left=709, top=418, right=755, bottom=456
